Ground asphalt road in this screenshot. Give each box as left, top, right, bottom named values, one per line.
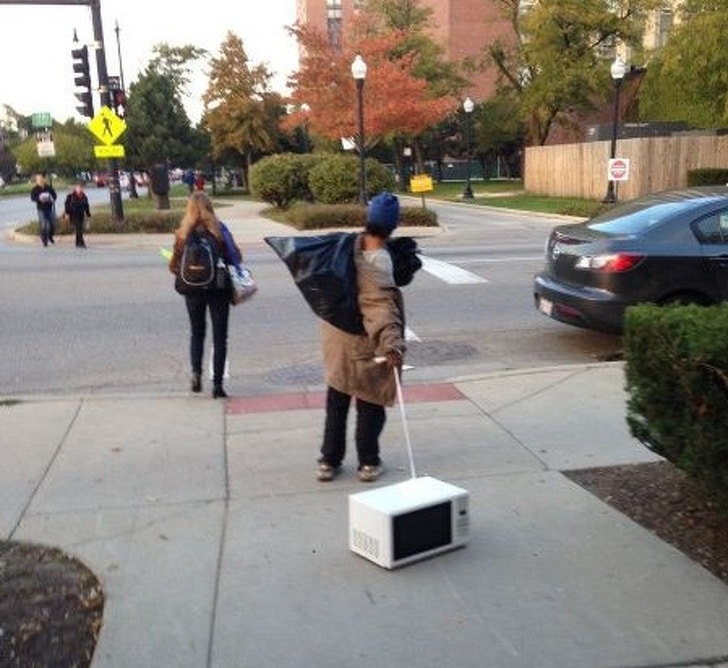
left=0, top=194, right=621, bottom=397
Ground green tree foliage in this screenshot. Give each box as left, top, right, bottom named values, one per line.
left=472, top=92, right=524, bottom=177
left=13, top=119, right=94, bottom=178
left=366, top=0, right=467, bottom=97
left=202, top=32, right=281, bottom=186
left=489, top=0, right=660, bottom=145
left=124, top=68, right=196, bottom=169
left=148, top=43, right=208, bottom=93
left=124, top=43, right=206, bottom=170
left=639, top=6, right=728, bottom=128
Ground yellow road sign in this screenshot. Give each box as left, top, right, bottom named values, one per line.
left=88, top=106, right=127, bottom=145
left=94, top=144, right=126, bottom=159
left=410, top=174, right=434, bottom=194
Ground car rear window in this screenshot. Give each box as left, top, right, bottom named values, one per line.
left=586, top=201, right=691, bottom=235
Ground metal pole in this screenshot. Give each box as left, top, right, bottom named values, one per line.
left=114, top=19, right=125, bottom=91
left=356, top=78, right=366, bottom=206
left=463, top=110, right=474, bottom=199
left=603, top=78, right=622, bottom=204
left=89, top=0, right=124, bottom=222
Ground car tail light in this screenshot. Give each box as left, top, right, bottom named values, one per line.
left=575, top=253, right=644, bottom=272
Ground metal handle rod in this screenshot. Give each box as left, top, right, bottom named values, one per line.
left=393, top=366, right=417, bottom=479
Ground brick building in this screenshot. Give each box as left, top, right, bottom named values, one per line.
left=295, top=0, right=512, bottom=101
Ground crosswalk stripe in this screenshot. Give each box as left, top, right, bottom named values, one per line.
left=405, top=326, right=421, bottom=342
left=420, top=255, right=488, bottom=284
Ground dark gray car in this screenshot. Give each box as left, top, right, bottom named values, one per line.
left=533, top=187, right=728, bottom=333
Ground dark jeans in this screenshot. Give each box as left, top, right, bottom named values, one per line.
left=38, top=209, right=56, bottom=245
left=185, top=291, right=230, bottom=386
left=320, top=386, right=385, bottom=468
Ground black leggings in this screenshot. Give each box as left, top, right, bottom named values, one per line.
left=320, top=386, right=385, bottom=468
left=185, top=291, right=230, bottom=385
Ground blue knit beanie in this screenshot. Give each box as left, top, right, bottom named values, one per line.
left=367, top=192, right=400, bottom=235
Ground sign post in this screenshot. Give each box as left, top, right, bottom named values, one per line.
left=409, top=174, right=434, bottom=209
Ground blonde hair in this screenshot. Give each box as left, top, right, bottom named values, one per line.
left=178, top=191, right=221, bottom=240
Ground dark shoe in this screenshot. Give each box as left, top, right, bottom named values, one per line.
left=49, top=237, right=55, bottom=244
left=212, top=385, right=227, bottom=399
left=316, top=461, right=341, bottom=482
left=190, top=372, right=202, bottom=393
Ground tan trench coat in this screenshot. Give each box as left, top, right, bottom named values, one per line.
left=321, top=235, right=405, bottom=407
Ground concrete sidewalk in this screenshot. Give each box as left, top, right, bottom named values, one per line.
left=3, top=363, right=728, bottom=668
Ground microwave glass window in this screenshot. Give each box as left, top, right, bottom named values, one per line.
left=393, top=502, right=451, bottom=561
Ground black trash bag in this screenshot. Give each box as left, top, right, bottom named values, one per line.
left=265, top=233, right=365, bottom=335
left=387, top=236, right=422, bottom=287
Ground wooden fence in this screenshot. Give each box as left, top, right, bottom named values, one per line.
left=524, top=135, right=728, bottom=200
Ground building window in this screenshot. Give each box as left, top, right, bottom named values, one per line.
left=327, top=0, right=343, bottom=50
left=656, top=7, right=673, bottom=48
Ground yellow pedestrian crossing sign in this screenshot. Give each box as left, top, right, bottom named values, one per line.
left=94, top=144, right=125, bottom=158
left=88, top=106, right=126, bottom=145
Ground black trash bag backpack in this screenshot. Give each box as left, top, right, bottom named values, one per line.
left=265, top=232, right=422, bottom=334
left=266, top=233, right=365, bottom=334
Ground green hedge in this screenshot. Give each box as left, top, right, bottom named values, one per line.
left=624, top=303, right=728, bottom=510
left=249, top=153, right=323, bottom=208
left=285, top=203, right=438, bottom=230
left=686, top=168, right=728, bottom=187
left=308, top=154, right=395, bottom=204
left=18, top=210, right=182, bottom=235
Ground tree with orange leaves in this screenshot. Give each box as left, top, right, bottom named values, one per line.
left=284, top=17, right=457, bottom=153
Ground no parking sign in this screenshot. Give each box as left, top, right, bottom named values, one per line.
left=608, top=158, right=630, bottom=182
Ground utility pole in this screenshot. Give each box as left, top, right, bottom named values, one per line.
left=0, top=0, right=124, bottom=223
left=88, top=0, right=123, bottom=222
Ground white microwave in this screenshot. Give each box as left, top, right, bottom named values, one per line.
left=349, top=476, right=469, bottom=569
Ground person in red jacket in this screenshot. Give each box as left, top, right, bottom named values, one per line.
left=194, top=171, right=206, bottom=192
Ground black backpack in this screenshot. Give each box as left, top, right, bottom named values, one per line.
left=175, top=230, right=227, bottom=295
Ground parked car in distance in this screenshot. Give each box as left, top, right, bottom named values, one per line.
left=533, top=187, right=728, bottom=333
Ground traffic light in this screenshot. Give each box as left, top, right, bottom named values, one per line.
left=72, top=45, right=94, bottom=118
left=112, top=89, right=127, bottom=118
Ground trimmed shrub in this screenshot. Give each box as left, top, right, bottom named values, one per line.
left=624, top=303, right=728, bottom=510
left=250, top=153, right=324, bottom=208
left=687, top=168, right=728, bottom=187
left=18, top=210, right=182, bottom=235
left=308, top=154, right=395, bottom=204
left=285, top=203, right=438, bottom=231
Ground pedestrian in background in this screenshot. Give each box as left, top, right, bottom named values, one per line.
left=317, top=192, right=406, bottom=483
left=194, top=171, right=206, bottom=192
left=168, top=192, right=241, bottom=399
left=64, top=181, right=91, bottom=248
left=183, top=168, right=195, bottom=194
left=30, top=173, right=57, bottom=247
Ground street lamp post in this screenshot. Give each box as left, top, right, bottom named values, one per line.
left=300, top=102, right=311, bottom=153
left=462, top=96, right=474, bottom=199
left=351, top=54, right=367, bottom=206
left=603, top=56, right=628, bottom=204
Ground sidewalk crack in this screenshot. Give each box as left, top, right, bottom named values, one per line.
left=206, top=403, right=231, bottom=668
left=8, top=399, right=84, bottom=541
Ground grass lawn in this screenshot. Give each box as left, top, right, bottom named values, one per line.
left=425, top=180, right=605, bottom=218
